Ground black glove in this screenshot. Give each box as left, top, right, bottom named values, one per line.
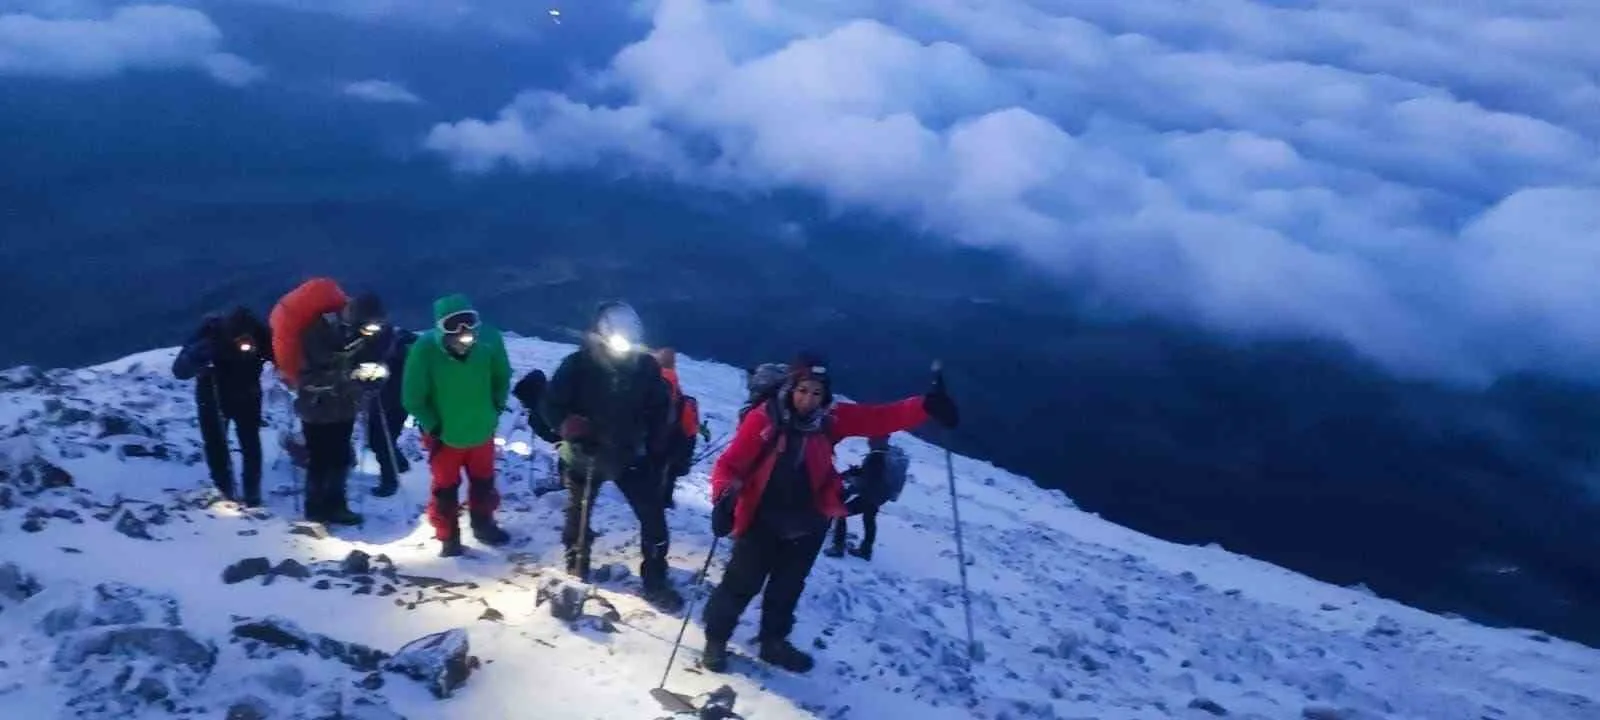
left=924, top=373, right=959, bottom=429
left=513, top=370, right=547, bottom=409
left=711, top=487, right=738, bottom=538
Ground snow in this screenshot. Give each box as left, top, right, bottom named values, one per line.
left=0, top=335, right=1594, bottom=719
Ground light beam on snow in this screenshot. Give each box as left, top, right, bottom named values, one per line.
left=506, top=441, right=532, bottom=456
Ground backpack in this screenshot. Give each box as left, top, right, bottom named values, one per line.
left=842, top=445, right=911, bottom=507
left=739, top=362, right=789, bottom=421
left=269, top=278, right=348, bottom=389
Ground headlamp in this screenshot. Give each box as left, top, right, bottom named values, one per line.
left=605, top=333, right=632, bottom=355
left=360, top=322, right=383, bottom=337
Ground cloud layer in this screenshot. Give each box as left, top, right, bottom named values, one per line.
left=448, top=1, right=1593, bottom=381
left=0, top=4, right=261, bottom=84
left=343, top=79, right=422, bottom=104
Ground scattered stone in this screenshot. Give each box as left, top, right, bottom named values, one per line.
left=232, top=616, right=390, bottom=671
left=341, top=550, right=371, bottom=576
left=357, top=672, right=385, bottom=691
left=1302, top=707, right=1356, bottom=720
left=238, top=529, right=259, bottom=537
left=141, top=505, right=171, bottom=526
left=1529, top=632, right=1553, bottom=643
left=61, top=546, right=83, bottom=554
left=1189, top=698, right=1229, bottom=716
left=353, top=586, right=372, bottom=596
left=1367, top=616, right=1403, bottom=637
left=479, top=607, right=504, bottom=622
left=114, top=511, right=154, bottom=540
left=272, top=559, right=311, bottom=580
left=222, top=558, right=273, bottom=585
left=1320, top=603, right=1340, bottom=611
left=21, top=513, right=46, bottom=533
left=52, top=507, right=81, bottom=521
left=289, top=522, right=330, bottom=540
left=385, top=628, right=475, bottom=699
left=536, top=577, right=590, bottom=622
left=377, top=584, right=396, bottom=597
left=313, top=580, right=332, bottom=590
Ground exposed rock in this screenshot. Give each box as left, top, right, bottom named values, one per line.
left=313, top=579, right=332, bottom=590
left=344, top=694, right=407, bottom=720
left=42, top=400, right=94, bottom=426
left=342, top=550, right=372, bottom=576
left=253, top=663, right=307, bottom=697
left=141, top=504, right=171, bottom=526
left=385, top=628, right=475, bottom=699
left=1189, top=698, right=1229, bottom=716
left=536, top=577, right=590, bottom=622
left=21, top=509, right=46, bottom=533
left=223, top=557, right=274, bottom=585
left=97, top=411, right=157, bottom=439
left=356, top=672, right=385, bottom=690
left=0, top=365, right=46, bottom=390
left=272, top=559, right=312, bottom=580
left=114, top=511, right=154, bottom=540
left=225, top=697, right=272, bottom=720
left=0, top=562, right=43, bottom=608
left=52, top=625, right=217, bottom=718
left=40, top=582, right=182, bottom=636
left=290, top=522, right=331, bottom=539
left=479, top=607, right=505, bottom=622
left=232, top=616, right=390, bottom=671
left=0, top=437, right=74, bottom=496
left=1367, top=615, right=1403, bottom=637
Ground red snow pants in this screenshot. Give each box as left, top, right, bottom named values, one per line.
left=425, top=438, right=498, bottom=539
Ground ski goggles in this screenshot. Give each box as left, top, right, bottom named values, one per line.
left=438, top=310, right=480, bottom=334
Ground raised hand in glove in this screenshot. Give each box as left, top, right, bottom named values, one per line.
left=924, top=372, right=960, bottom=429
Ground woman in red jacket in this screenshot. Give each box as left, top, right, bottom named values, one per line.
left=700, top=353, right=959, bottom=673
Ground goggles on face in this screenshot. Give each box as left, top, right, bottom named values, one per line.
left=438, top=310, right=480, bottom=335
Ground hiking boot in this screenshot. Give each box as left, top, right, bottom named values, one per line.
left=564, top=547, right=591, bottom=582
left=848, top=544, right=873, bottom=561
left=439, top=533, right=464, bottom=558
left=371, top=480, right=398, bottom=498
left=822, top=543, right=845, bottom=559
left=701, top=639, right=730, bottom=673
left=642, top=584, right=685, bottom=614
left=471, top=515, right=511, bottom=546
left=759, top=639, right=815, bottom=673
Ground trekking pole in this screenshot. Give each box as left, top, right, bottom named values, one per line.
left=206, top=368, right=234, bottom=496
left=375, top=396, right=400, bottom=485
left=657, top=535, right=721, bottom=690
left=933, top=360, right=978, bottom=664
left=575, top=457, right=598, bottom=581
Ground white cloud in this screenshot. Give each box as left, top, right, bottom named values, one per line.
left=0, top=4, right=261, bottom=84
left=343, top=79, right=422, bottom=104
left=427, top=0, right=1600, bottom=382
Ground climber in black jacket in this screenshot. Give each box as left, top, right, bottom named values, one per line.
left=171, top=306, right=274, bottom=506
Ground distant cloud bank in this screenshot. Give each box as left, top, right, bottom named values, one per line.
left=0, top=4, right=262, bottom=84
left=427, top=0, right=1600, bottom=384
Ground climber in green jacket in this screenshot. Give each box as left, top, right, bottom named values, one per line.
left=402, top=294, right=513, bottom=557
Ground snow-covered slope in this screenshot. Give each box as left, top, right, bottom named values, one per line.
left=1, top=336, right=1597, bottom=720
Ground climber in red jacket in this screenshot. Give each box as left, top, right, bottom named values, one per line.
left=699, top=352, right=959, bottom=674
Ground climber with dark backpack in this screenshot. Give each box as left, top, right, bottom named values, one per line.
left=823, top=435, right=909, bottom=561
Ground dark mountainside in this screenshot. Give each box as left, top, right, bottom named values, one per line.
left=5, top=69, right=1600, bottom=649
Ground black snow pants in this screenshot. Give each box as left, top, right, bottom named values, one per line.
left=701, top=522, right=828, bottom=644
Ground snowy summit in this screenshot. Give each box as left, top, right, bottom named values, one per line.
left=0, top=336, right=1596, bottom=719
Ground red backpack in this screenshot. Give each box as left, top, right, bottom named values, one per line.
left=269, top=278, right=347, bottom=388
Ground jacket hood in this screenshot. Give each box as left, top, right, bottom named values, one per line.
left=432, top=294, right=474, bottom=322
